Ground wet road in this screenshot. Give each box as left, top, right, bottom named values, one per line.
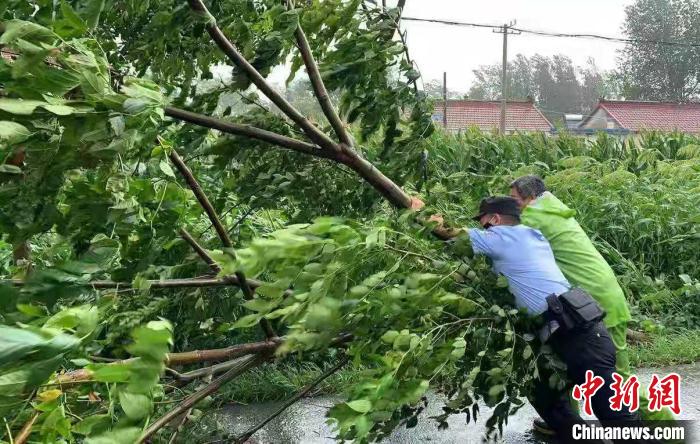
left=219, top=364, right=700, bottom=443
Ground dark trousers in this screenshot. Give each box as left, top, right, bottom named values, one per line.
left=531, top=321, right=654, bottom=443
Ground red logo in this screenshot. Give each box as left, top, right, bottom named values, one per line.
left=571, top=371, right=681, bottom=415
left=572, top=369, right=605, bottom=415
left=609, top=373, right=640, bottom=412
left=648, top=373, right=681, bottom=415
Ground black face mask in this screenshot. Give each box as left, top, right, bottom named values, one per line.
left=482, top=217, right=496, bottom=230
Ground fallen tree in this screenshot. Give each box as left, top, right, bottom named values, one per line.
left=0, top=1, right=535, bottom=442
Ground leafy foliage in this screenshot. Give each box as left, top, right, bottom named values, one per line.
left=618, top=0, right=700, bottom=101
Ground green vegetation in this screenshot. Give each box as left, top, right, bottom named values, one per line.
left=1, top=2, right=699, bottom=443
left=630, top=331, right=700, bottom=368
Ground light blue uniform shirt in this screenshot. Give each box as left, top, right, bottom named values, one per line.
left=468, top=225, right=570, bottom=315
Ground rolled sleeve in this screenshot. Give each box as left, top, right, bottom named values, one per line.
left=468, top=228, right=495, bottom=257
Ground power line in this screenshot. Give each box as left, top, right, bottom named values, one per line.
left=401, top=16, right=700, bottom=48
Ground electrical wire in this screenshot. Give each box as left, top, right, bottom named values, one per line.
left=401, top=17, right=700, bottom=48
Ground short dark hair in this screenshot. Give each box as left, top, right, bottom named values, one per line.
left=498, top=214, right=521, bottom=225
left=510, top=175, right=547, bottom=200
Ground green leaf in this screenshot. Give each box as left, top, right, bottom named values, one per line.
left=233, top=313, right=262, bottom=328
left=346, top=399, right=372, bottom=413
left=0, top=325, right=79, bottom=365
left=90, top=364, right=132, bottom=383
left=243, top=298, right=279, bottom=313
left=0, top=121, right=31, bottom=144
left=73, top=414, right=112, bottom=436
left=85, top=427, right=142, bottom=444
left=159, top=160, right=176, bottom=178
left=0, top=99, right=74, bottom=116
left=0, top=20, right=57, bottom=45
left=42, top=104, right=76, bottom=116
left=44, top=305, right=99, bottom=338
left=0, top=165, right=22, bottom=174
left=488, top=384, right=505, bottom=398
left=127, top=320, right=173, bottom=361
left=0, top=99, right=43, bottom=115
left=119, top=391, right=151, bottom=420
left=84, top=0, right=107, bottom=29
left=0, top=367, right=33, bottom=395
left=53, top=1, right=88, bottom=38
left=380, top=330, right=399, bottom=344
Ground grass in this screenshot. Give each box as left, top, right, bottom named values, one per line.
left=630, top=330, right=700, bottom=368
left=215, top=361, right=364, bottom=404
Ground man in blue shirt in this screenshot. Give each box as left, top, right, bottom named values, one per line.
left=422, top=196, right=649, bottom=443
left=468, top=221, right=570, bottom=316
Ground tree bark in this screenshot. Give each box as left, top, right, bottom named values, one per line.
left=337, top=149, right=413, bottom=209
left=164, top=107, right=331, bottom=158
left=293, top=20, right=352, bottom=148
left=56, top=339, right=282, bottom=384
left=168, top=147, right=276, bottom=339
left=179, top=228, right=221, bottom=272
left=13, top=412, right=38, bottom=444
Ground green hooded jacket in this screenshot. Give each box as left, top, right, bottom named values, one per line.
left=521, top=192, right=631, bottom=328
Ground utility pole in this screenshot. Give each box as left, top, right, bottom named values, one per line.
left=442, top=71, right=448, bottom=129
left=494, top=21, right=519, bottom=135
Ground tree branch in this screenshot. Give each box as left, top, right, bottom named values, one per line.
left=13, top=412, right=38, bottom=444
left=185, top=0, right=338, bottom=152
left=337, top=150, right=413, bottom=209
left=166, top=339, right=282, bottom=366
left=179, top=228, right=221, bottom=272
left=233, top=357, right=349, bottom=444
left=167, top=407, right=193, bottom=444
left=56, top=334, right=356, bottom=386
left=8, top=277, right=247, bottom=289
left=8, top=275, right=295, bottom=295
left=291, top=10, right=352, bottom=148
left=164, top=107, right=334, bottom=159
left=56, top=339, right=282, bottom=385
left=139, top=353, right=268, bottom=443
left=167, top=356, right=257, bottom=382
left=167, top=147, right=276, bottom=339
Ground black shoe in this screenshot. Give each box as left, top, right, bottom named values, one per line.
left=532, top=417, right=556, bottom=436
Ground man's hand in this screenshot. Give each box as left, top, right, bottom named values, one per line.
left=409, top=197, right=425, bottom=210
left=428, top=214, right=444, bottom=225
left=408, top=197, right=461, bottom=240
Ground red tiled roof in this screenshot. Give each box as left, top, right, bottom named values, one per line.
left=593, top=100, right=700, bottom=133
left=434, top=100, right=553, bottom=132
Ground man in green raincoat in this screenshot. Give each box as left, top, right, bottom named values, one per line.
left=510, top=175, right=675, bottom=428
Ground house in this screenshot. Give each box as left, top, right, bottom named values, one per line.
left=579, top=100, right=700, bottom=134
left=432, top=99, right=554, bottom=134
left=564, top=114, right=583, bottom=130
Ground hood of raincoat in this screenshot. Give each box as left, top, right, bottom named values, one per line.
left=527, top=191, right=576, bottom=219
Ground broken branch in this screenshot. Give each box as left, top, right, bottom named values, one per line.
left=139, top=353, right=268, bottom=442
left=164, top=107, right=333, bottom=159
left=185, top=0, right=338, bottom=152
left=168, top=147, right=276, bottom=339
left=292, top=14, right=352, bottom=148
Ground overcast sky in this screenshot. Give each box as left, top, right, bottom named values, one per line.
left=398, top=0, right=635, bottom=92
